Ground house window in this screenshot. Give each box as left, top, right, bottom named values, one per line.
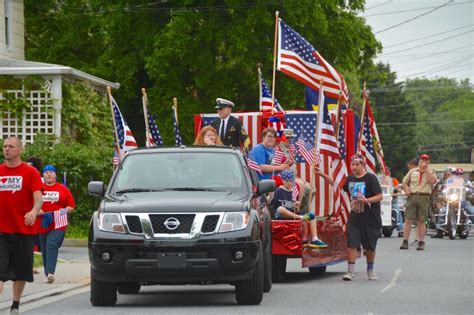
left=4, top=0, right=12, bottom=48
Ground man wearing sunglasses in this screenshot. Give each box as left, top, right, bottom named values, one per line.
left=211, top=98, right=250, bottom=149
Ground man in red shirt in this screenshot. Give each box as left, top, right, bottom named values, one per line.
left=0, top=137, right=43, bottom=314
left=35, top=164, right=75, bottom=284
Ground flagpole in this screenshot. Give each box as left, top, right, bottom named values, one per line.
left=142, top=88, right=151, bottom=147
left=173, top=97, right=178, bottom=124
left=357, top=82, right=367, bottom=153
left=107, top=86, right=122, bottom=162
left=270, top=11, right=279, bottom=116
left=257, top=65, right=263, bottom=112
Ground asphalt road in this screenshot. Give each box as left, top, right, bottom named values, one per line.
left=25, top=234, right=473, bottom=315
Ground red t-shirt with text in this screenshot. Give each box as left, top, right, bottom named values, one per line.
left=35, top=182, right=76, bottom=234
left=0, top=163, right=43, bottom=235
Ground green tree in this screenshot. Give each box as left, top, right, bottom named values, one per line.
left=25, top=0, right=381, bottom=145
left=364, top=63, right=417, bottom=179
left=404, top=78, right=474, bottom=163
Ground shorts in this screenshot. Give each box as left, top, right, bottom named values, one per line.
left=405, top=195, right=430, bottom=221
left=0, top=233, right=35, bottom=282
left=347, top=223, right=380, bottom=251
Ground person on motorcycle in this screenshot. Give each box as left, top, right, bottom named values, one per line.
left=400, top=154, right=437, bottom=250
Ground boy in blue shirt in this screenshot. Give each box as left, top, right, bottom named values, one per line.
left=272, top=170, right=328, bottom=248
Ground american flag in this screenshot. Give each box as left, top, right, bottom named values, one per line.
left=292, top=183, right=300, bottom=202
left=331, top=107, right=350, bottom=230
left=54, top=209, right=68, bottom=229
left=112, top=96, right=138, bottom=153
left=295, top=133, right=319, bottom=166
left=315, top=86, right=340, bottom=159
left=273, top=146, right=286, bottom=165
left=277, top=19, right=349, bottom=102
left=247, top=155, right=262, bottom=174
left=198, top=113, right=262, bottom=147
left=364, top=92, right=389, bottom=175
left=146, top=109, right=164, bottom=146
left=259, top=68, right=284, bottom=112
left=113, top=150, right=120, bottom=166
left=360, top=107, right=377, bottom=173
left=286, top=112, right=331, bottom=217
left=172, top=106, right=183, bottom=146
left=288, top=141, right=297, bottom=159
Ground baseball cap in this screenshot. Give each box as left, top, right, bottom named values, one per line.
left=419, top=154, right=430, bottom=160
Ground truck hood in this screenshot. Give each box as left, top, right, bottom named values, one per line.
left=103, top=190, right=251, bottom=213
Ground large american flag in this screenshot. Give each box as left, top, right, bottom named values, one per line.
left=111, top=96, right=138, bottom=160
left=172, top=106, right=183, bottom=146
left=197, top=113, right=262, bottom=148
left=360, top=107, right=377, bottom=173
left=332, top=107, right=350, bottom=230
left=259, top=68, right=284, bottom=112
left=285, top=111, right=332, bottom=217
left=277, top=19, right=349, bottom=102
left=146, top=109, right=164, bottom=146
left=316, top=87, right=340, bottom=159
left=364, top=92, right=390, bottom=176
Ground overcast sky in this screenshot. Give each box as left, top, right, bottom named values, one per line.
left=361, top=0, right=473, bottom=83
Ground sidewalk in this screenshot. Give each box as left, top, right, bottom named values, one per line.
left=0, top=246, right=90, bottom=312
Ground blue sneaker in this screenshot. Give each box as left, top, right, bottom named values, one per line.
left=303, top=213, right=315, bottom=221
left=308, top=239, right=328, bottom=248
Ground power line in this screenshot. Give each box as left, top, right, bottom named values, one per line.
left=384, top=24, right=474, bottom=49
left=365, top=0, right=393, bottom=11
left=363, top=1, right=472, bottom=17
left=395, top=53, right=472, bottom=73
left=396, top=55, right=472, bottom=75
left=381, top=29, right=474, bottom=55
left=374, top=1, right=454, bottom=34
left=377, top=45, right=474, bottom=60
left=399, top=56, right=473, bottom=78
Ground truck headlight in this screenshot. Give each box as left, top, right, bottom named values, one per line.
left=219, top=212, right=250, bottom=233
left=98, top=213, right=125, bottom=233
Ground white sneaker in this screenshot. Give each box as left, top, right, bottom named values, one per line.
left=367, top=270, right=378, bottom=280
left=343, top=270, right=354, bottom=281
left=47, top=274, right=55, bottom=284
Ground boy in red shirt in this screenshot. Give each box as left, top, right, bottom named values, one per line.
left=0, top=137, right=43, bottom=314
left=35, top=165, right=75, bottom=284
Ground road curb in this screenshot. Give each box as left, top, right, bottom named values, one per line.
left=63, top=238, right=88, bottom=247
left=0, top=278, right=90, bottom=312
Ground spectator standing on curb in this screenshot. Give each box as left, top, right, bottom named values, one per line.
left=400, top=154, right=437, bottom=250
left=0, top=137, right=43, bottom=315
left=35, top=164, right=75, bottom=284
left=314, top=153, right=383, bottom=281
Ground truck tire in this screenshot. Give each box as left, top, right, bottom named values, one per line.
left=271, top=255, right=287, bottom=283
left=117, top=282, right=141, bottom=294
left=309, top=266, right=326, bottom=275
left=263, top=238, right=272, bottom=293
left=235, top=247, right=264, bottom=305
left=90, top=271, right=117, bottom=306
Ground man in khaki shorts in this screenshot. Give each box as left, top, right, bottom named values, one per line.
left=400, top=154, right=437, bottom=250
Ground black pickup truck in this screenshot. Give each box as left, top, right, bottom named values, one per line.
left=88, top=146, right=275, bottom=306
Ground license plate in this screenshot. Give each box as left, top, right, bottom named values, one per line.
left=157, top=253, right=186, bottom=268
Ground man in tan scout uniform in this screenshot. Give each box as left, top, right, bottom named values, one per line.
left=400, top=154, right=437, bottom=250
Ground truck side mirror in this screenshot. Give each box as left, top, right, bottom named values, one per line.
left=257, top=179, right=276, bottom=195
left=88, top=181, right=105, bottom=197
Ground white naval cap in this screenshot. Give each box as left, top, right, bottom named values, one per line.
left=215, top=98, right=235, bottom=109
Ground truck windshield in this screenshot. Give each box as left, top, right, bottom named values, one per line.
left=111, top=152, right=248, bottom=194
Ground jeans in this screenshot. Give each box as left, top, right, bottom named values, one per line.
left=38, top=229, right=65, bottom=276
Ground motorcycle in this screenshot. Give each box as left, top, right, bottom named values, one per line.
left=380, top=185, right=404, bottom=237
left=434, top=176, right=471, bottom=239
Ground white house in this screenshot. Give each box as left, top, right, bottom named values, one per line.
left=0, top=0, right=119, bottom=144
